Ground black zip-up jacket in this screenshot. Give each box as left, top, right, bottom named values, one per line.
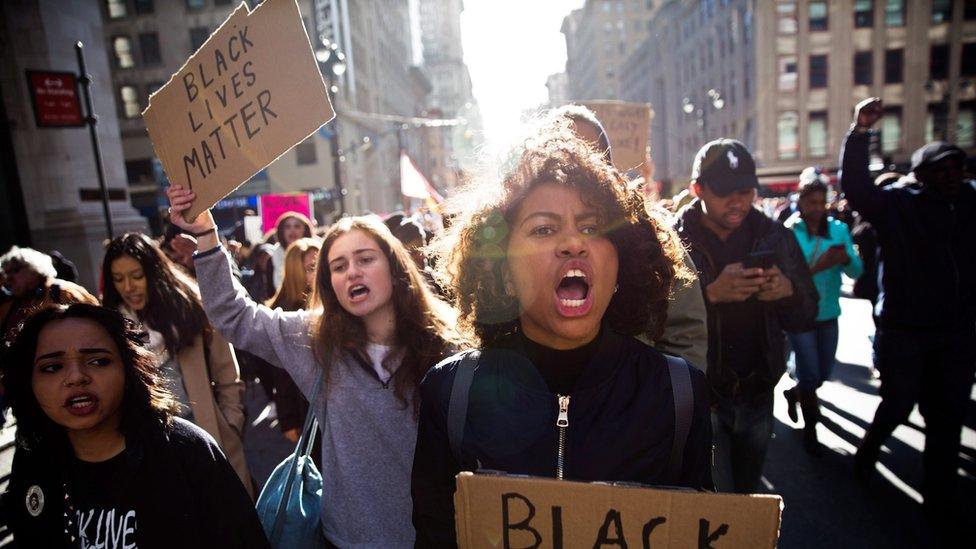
left=839, top=129, right=976, bottom=333
left=674, top=201, right=818, bottom=404
left=1, top=418, right=269, bottom=548
left=410, top=328, right=712, bottom=547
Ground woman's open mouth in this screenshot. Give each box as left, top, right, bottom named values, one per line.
left=348, top=284, right=370, bottom=303
left=64, top=393, right=99, bottom=417
left=554, top=267, right=594, bottom=317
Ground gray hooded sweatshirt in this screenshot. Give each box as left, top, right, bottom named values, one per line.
left=195, top=246, right=417, bottom=548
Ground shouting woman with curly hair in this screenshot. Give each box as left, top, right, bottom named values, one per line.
left=411, top=117, right=714, bottom=545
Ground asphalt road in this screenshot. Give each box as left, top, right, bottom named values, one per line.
left=1, top=297, right=973, bottom=547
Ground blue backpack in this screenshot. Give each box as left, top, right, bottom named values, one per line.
left=256, top=372, right=325, bottom=549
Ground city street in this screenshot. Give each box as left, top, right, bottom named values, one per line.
left=1, top=296, right=974, bottom=547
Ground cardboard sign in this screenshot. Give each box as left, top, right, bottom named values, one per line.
left=260, top=192, right=313, bottom=233
left=143, top=0, right=334, bottom=221
left=582, top=101, right=652, bottom=172
left=454, top=473, right=782, bottom=548
left=26, top=70, right=84, bottom=128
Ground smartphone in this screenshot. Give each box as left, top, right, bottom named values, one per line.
left=742, top=250, right=776, bottom=270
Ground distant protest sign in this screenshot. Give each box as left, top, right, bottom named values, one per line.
left=582, top=101, right=652, bottom=172
left=454, top=473, right=782, bottom=548
left=143, top=0, right=334, bottom=221
left=260, top=192, right=313, bottom=234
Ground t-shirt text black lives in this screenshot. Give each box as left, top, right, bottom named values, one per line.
left=69, top=451, right=138, bottom=549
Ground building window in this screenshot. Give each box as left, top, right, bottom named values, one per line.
left=146, top=81, right=163, bottom=98
left=778, top=56, right=797, bottom=91
left=885, top=0, right=904, bottom=26
left=884, top=48, right=903, bottom=84
left=810, top=54, right=828, bottom=88
left=930, top=44, right=949, bottom=80
left=808, top=112, right=828, bottom=157
left=854, top=0, right=874, bottom=28
left=106, top=0, right=126, bottom=18
left=190, top=27, right=210, bottom=52
left=966, top=0, right=976, bottom=20
left=925, top=104, right=948, bottom=142
left=134, top=0, right=154, bottom=14
left=215, top=0, right=232, bottom=5
left=112, top=36, right=135, bottom=68
left=186, top=0, right=205, bottom=10
left=777, top=2, right=797, bottom=35
left=958, top=102, right=975, bottom=148
left=881, top=107, right=902, bottom=153
left=963, top=43, right=976, bottom=76
left=854, top=51, right=873, bottom=85
left=809, top=2, right=828, bottom=31
left=932, top=0, right=952, bottom=24
left=138, top=33, right=161, bottom=65
left=119, top=85, right=141, bottom=119
left=778, top=112, right=799, bottom=159
left=295, top=141, right=317, bottom=165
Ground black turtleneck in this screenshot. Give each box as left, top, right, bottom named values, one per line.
left=518, top=329, right=601, bottom=395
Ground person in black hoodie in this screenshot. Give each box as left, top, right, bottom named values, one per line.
left=0, top=303, right=268, bottom=548
left=412, top=117, right=712, bottom=547
left=674, top=139, right=817, bottom=493
left=842, top=98, right=976, bottom=531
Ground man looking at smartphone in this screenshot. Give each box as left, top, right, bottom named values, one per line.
left=675, top=138, right=818, bottom=493
left=842, top=98, right=975, bottom=534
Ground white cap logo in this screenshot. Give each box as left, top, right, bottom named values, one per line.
left=727, top=150, right=739, bottom=170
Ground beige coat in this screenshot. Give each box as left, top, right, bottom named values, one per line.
left=175, top=330, right=254, bottom=498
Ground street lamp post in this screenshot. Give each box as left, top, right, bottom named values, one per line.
left=316, top=39, right=347, bottom=216
left=682, top=88, right=725, bottom=141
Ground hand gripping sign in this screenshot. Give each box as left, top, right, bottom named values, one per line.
left=143, top=0, right=334, bottom=221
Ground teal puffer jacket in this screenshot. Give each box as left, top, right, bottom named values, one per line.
left=786, top=215, right=864, bottom=321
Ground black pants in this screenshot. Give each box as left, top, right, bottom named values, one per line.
left=861, top=326, right=975, bottom=509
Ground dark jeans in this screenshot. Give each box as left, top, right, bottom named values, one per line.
left=711, top=395, right=774, bottom=493
left=787, top=319, right=839, bottom=391
left=861, top=327, right=976, bottom=508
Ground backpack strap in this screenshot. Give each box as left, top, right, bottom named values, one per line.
left=447, top=350, right=481, bottom=463
left=666, top=354, right=693, bottom=483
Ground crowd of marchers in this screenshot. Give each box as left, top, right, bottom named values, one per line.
left=0, top=97, right=971, bottom=548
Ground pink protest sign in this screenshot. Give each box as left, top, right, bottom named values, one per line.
left=260, top=192, right=312, bottom=234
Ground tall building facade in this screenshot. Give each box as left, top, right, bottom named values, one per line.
left=100, top=0, right=348, bottom=227
left=622, top=0, right=976, bottom=190
left=418, top=0, right=481, bottom=189
left=546, top=71, right=569, bottom=108
left=621, top=0, right=756, bottom=185
left=561, top=0, right=660, bottom=101
left=1, top=0, right=146, bottom=289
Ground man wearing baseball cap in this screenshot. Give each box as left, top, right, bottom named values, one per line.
left=841, top=98, right=975, bottom=534
left=675, top=138, right=817, bottom=493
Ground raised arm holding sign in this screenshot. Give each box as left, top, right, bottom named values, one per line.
left=145, top=0, right=334, bottom=221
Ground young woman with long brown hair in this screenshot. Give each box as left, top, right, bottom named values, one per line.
left=101, top=233, right=252, bottom=497
left=266, top=237, right=320, bottom=443
left=165, top=186, right=462, bottom=548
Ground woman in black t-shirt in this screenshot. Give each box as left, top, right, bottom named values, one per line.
left=0, top=304, right=268, bottom=548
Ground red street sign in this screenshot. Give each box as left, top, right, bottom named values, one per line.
left=25, top=70, right=84, bottom=128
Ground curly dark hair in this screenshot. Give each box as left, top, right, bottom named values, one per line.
left=1, top=303, right=179, bottom=454
left=102, top=233, right=210, bottom=357
left=310, top=216, right=465, bottom=415
left=430, top=117, right=688, bottom=346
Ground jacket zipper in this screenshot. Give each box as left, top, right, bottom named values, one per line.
left=556, top=395, right=570, bottom=480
